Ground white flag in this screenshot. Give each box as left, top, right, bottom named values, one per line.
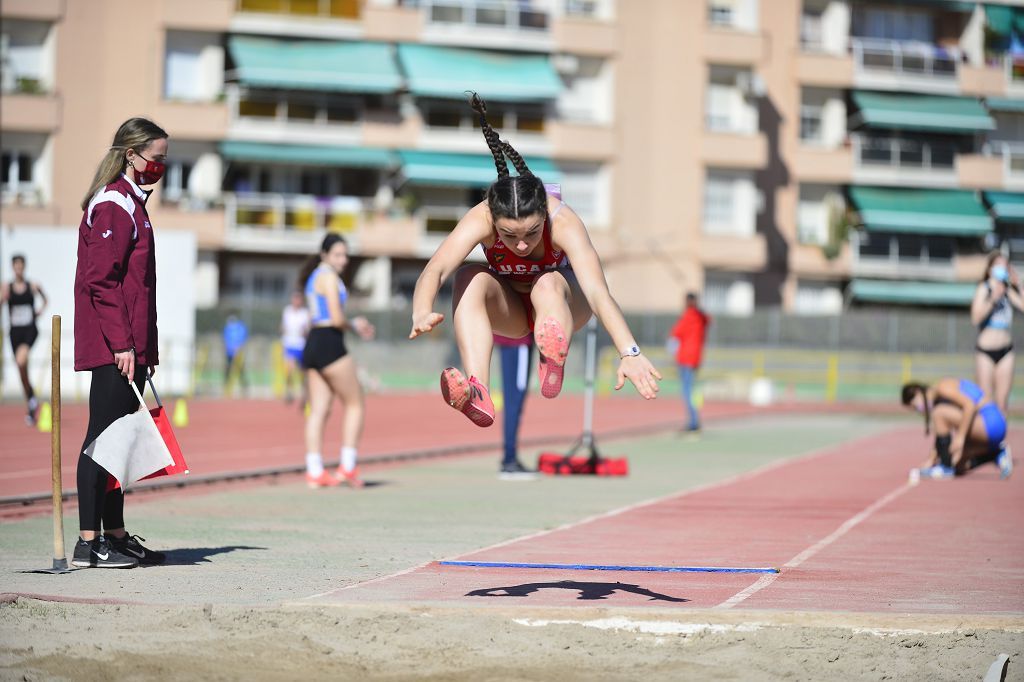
left=82, top=406, right=174, bottom=489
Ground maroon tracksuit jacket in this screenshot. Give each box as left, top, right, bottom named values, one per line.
left=74, top=175, right=159, bottom=371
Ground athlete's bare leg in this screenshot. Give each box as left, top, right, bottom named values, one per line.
left=451, top=264, right=529, bottom=387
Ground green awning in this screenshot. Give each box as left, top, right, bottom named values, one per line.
left=985, top=191, right=1024, bottom=223
left=985, top=4, right=1024, bottom=37
left=851, top=91, right=995, bottom=134
left=849, top=187, right=993, bottom=236
left=986, top=97, right=1024, bottom=113
left=851, top=279, right=977, bottom=307
left=227, top=36, right=401, bottom=93
left=397, top=44, right=561, bottom=101
left=399, top=150, right=561, bottom=187
left=220, top=141, right=398, bottom=168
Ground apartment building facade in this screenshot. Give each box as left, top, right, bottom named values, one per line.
left=2, top=0, right=1023, bottom=317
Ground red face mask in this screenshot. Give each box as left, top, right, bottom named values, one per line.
left=131, top=153, right=166, bottom=186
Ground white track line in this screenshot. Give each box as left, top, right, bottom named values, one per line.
left=301, top=422, right=904, bottom=602
left=715, top=482, right=913, bottom=609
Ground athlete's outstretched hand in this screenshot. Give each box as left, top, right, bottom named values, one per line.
left=409, top=312, right=445, bottom=339
left=615, top=355, right=662, bottom=400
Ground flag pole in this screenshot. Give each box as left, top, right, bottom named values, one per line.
left=50, top=315, right=68, bottom=572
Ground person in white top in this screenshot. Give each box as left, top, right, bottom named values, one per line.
left=281, top=290, right=312, bottom=405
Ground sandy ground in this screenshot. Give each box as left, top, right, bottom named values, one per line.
left=1, top=414, right=1022, bottom=681
left=2, top=600, right=1021, bottom=681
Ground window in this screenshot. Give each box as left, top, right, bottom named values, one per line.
left=800, top=5, right=824, bottom=50
left=162, top=160, right=194, bottom=203
left=0, top=19, right=52, bottom=94
left=703, top=169, right=755, bottom=236
left=565, top=0, right=598, bottom=17
left=703, top=272, right=754, bottom=316
left=559, top=162, right=608, bottom=228
left=703, top=175, right=734, bottom=227
left=794, top=280, right=843, bottom=315
left=706, top=65, right=757, bottom=134
left=799, top=104, right=823, bottom=143
left=164, top=31, right=222, bottom=102
left=708, top=0, right=733, bottom=27
left=797, top=185, right=840, bottom=246
left=425, top=108, right=462, bottom=128
left=1, top=132, right=46, bottom=205
left=856, top=8, right=932, bottom=42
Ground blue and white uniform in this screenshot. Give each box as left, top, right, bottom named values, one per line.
left=301, top=264, right=350, bottom=371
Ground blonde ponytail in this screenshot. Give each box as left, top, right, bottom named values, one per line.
left=81, top=117, right=168, bottom=210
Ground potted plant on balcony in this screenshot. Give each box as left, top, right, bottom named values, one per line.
left=822, top=191, right=853, bottom=261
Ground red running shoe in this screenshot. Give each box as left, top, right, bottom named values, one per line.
left=440, top=368, right=494, bottom=427
left=306, top=470, right=341, bottom=489
left=535, top=317, right=569, bottom=399
left=337, top=467, right=365, bottom=489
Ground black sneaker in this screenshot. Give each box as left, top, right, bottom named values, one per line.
left=109, top=533, right=166, bottom=565
left=71, top=536, right=138, bottom=569
left=499, top=460, right=538, bottom=481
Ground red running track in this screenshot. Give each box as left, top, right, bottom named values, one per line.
left=1, top=393, right=787, bottom=499
left=303, top=425, right=1024, bottom=615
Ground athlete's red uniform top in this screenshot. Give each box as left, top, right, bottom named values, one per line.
left=481, top=203, right=568, bottom=283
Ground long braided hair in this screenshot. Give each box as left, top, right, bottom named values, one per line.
left=468, top=92, right=547, bottom=221
left=900, top=382, right=931, bottom=435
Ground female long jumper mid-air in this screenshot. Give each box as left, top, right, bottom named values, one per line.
left=409, top=93, right=661, bottom=427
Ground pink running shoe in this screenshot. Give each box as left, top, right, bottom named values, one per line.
left=306, top=471, right=341, bottom=489
left=440, top=368, right=495, bottom=427
left=337, top=467, right=365, bottom=489
left=535, top=317, right=569, bottom=399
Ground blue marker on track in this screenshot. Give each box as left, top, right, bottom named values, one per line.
left=439, top=561, right=780, bottom=574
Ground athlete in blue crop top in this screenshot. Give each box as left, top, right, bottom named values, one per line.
left=297, top=234, right=375, bottom=489
left=901, top=378, right=1011, bottom=480
left=971, top=253, right=1024, bottom=416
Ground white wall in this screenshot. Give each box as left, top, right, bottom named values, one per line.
left=1, top=227, right=197, bottom=400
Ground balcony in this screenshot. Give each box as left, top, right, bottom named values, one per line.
left=225, top=192, right=372, bottom=253
left=851, top=38, right=960, bottom=95
left=0, top=93, right=59, bottom=132
left=699, top=233, right=768, bottom=271
left=957, top=153, right=1004, bottom=190
left=0, top=0, right=63, bottom=20
left=551, top=14, right=617, bottom=57
left=792, top=145, right=853, bottom=183
left=410, top=0, right=553, bottom=52
left=852, top=231, right=956, bottom=281
left=702, top=27, right=765, bottom=65
left=987, top=142, right=1024, bottom=190
left=548, top=120, right=614, bottom=161
left=227, top=89, right=364, bottom=146
left=162, top=0, right=233, bottom=29
left=851, top=134, right=959, bottom=188
left=153, top=205, right=227, bottom=249
left=231, top=0, right=362, bottom=39
left=790, top=242, right=852, bottom=278
left=700, top=131, right=767, bottom=170
left=795, top=52, right=855, bottom=88
left=363, top=3, right=423, bottom=41
left=154, top=101, right=229, bottom=141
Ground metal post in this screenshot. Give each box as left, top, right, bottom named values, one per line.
left=581, top=316, right=597, bottom=453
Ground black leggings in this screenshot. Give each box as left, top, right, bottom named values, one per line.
left=77, top=364, right=146, bottom=532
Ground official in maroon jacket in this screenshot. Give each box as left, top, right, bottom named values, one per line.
left=71, top=118, right=169, bottom=569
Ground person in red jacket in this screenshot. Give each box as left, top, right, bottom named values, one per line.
left=71, top=118, right=169, bottom=569
left=668, top=293, right=711, bottom=432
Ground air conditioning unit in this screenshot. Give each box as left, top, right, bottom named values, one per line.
left=735, top=71, right=766, bottom=97
left=552, top=54, right=580, bottom=76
